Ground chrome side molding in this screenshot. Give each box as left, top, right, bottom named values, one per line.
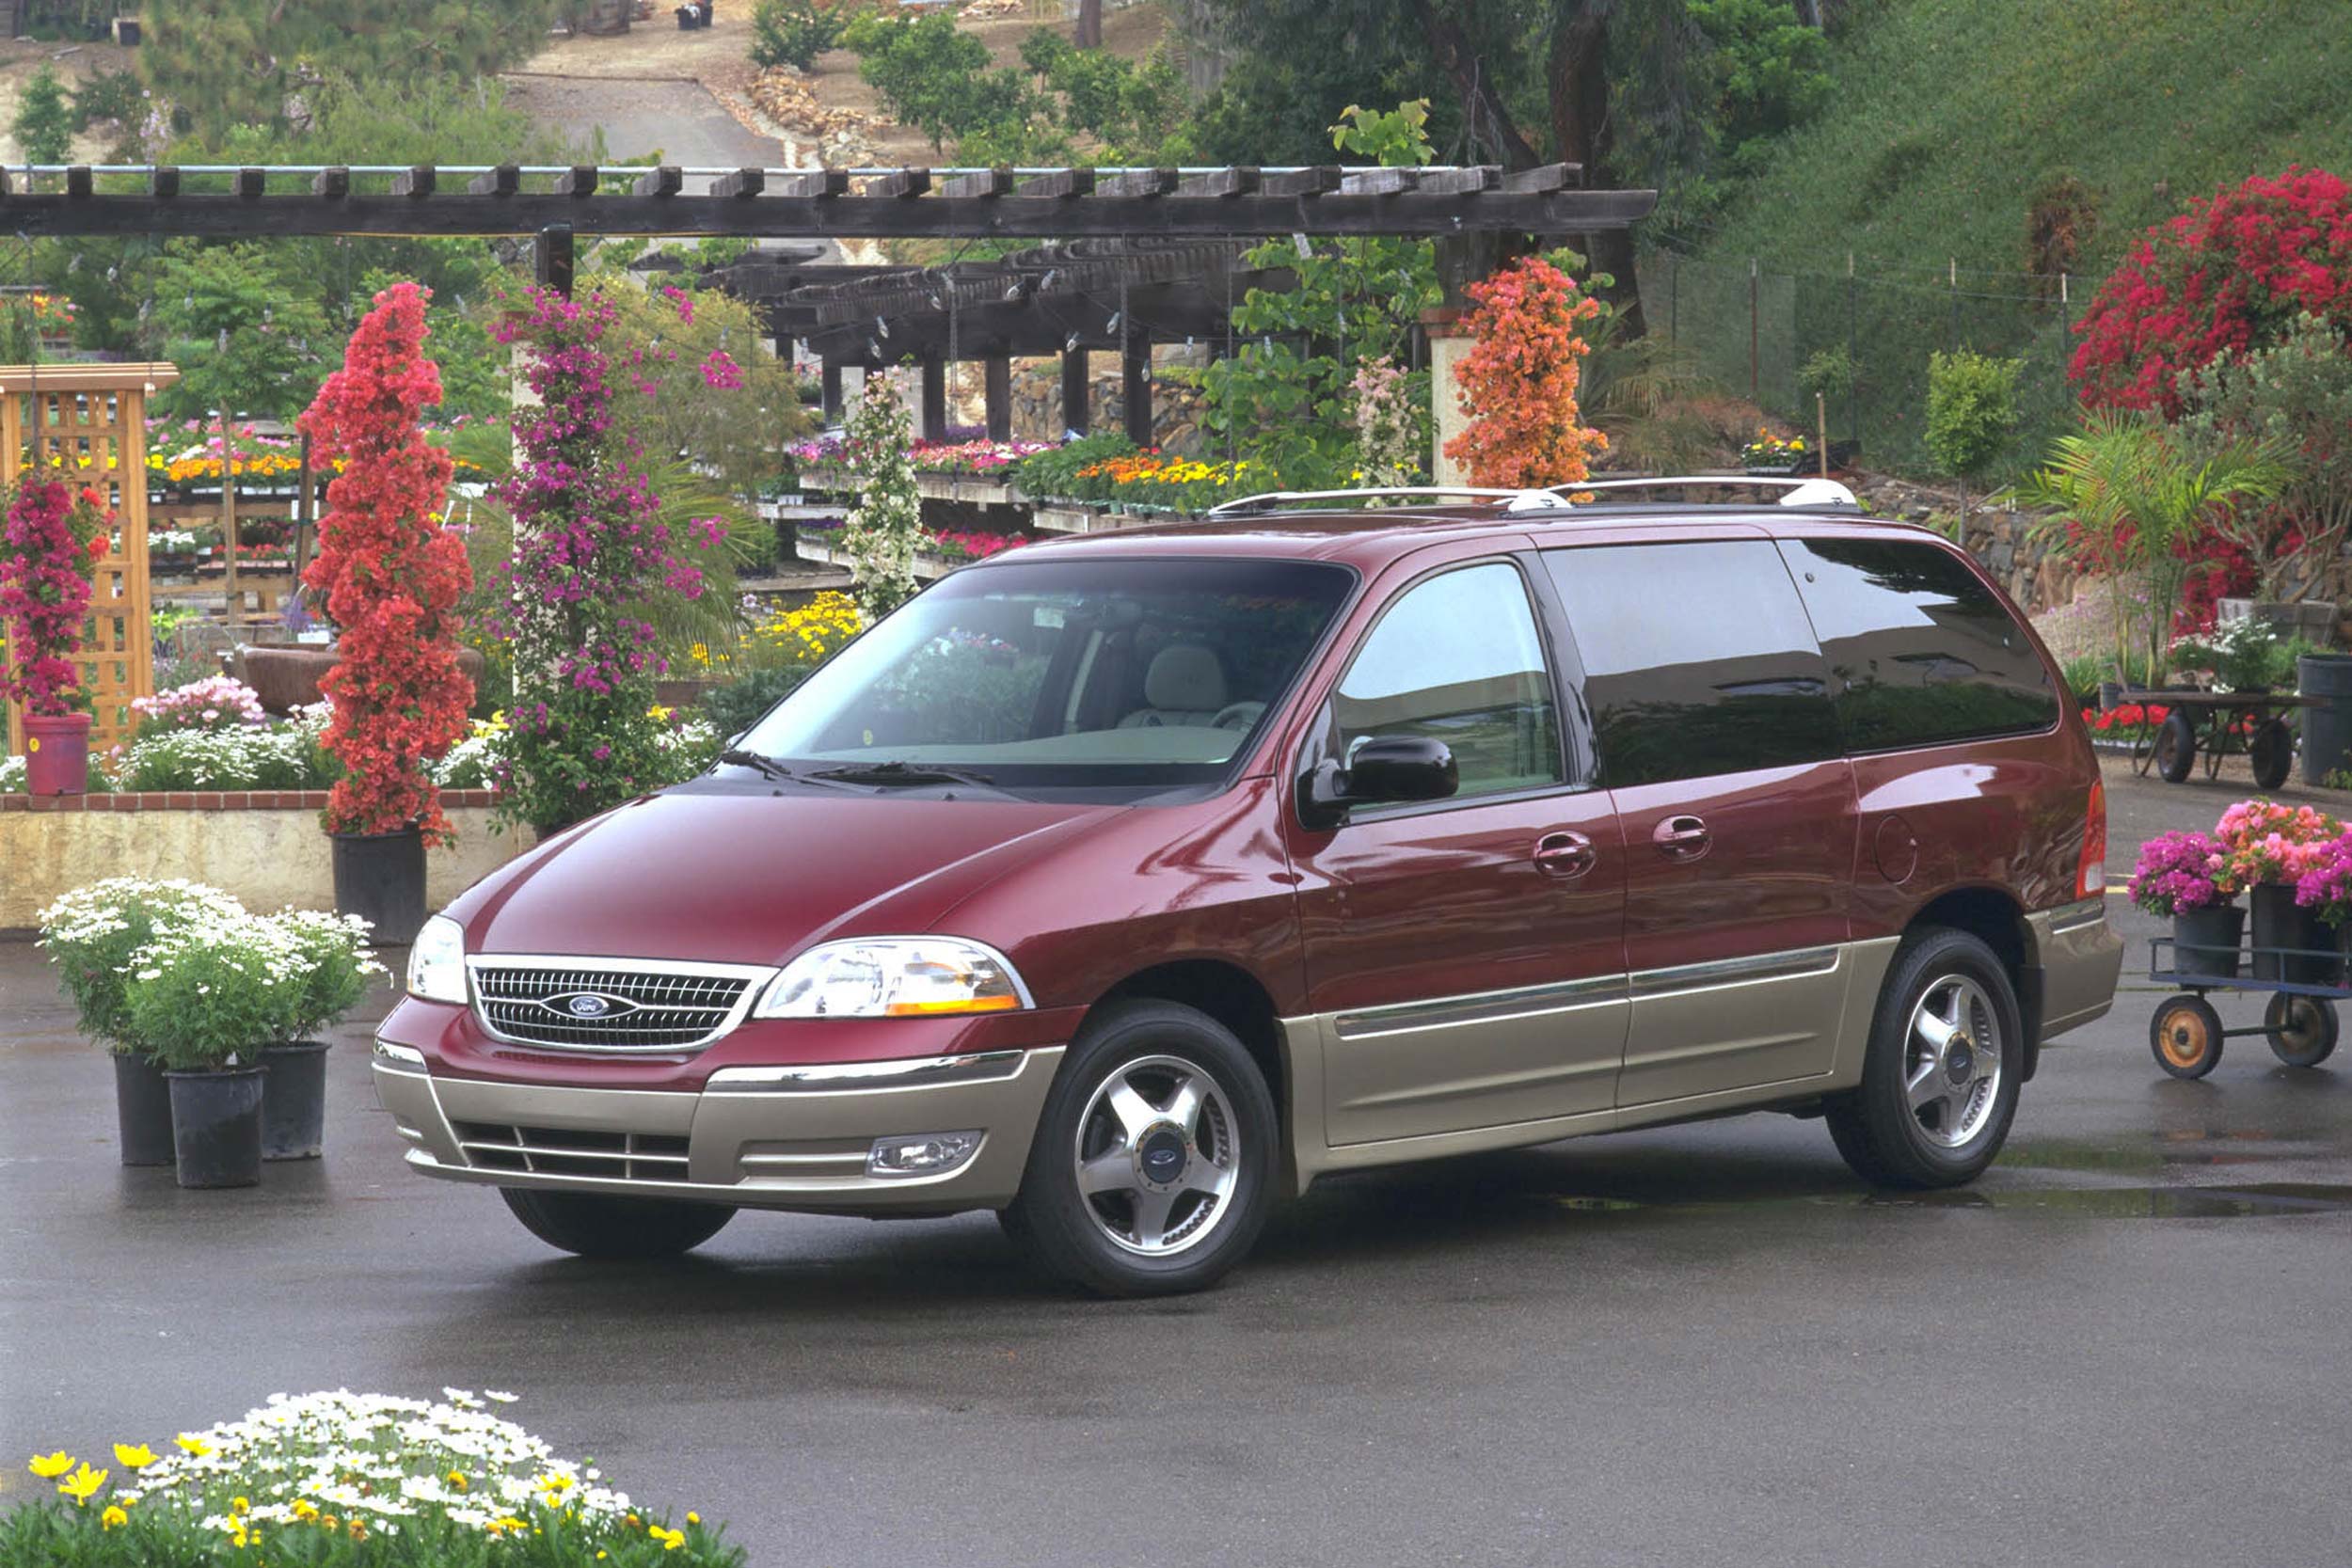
left=705, top=1049, right=1032, bottom=1093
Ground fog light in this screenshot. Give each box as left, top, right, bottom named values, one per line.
left=866, top=1131, right=983, bottom=1179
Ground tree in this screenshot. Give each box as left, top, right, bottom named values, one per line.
left=843, top=7, right=1035, bottom=152
left=149, top=245, right=333, bottom=421
left=13, top=65, right=73, bottom=165
left=600, top=278, right=812, bottom=499
left=751, top=0, right=853, bottom=71
left=299, top=283, right=474, bottom=844
left=1445, top=255, right=1610, bottom=487
left=1923, top=349, right=2025, bottom=530
left=836, top=375, right=924, bottom=621
left=1074, top=0, right=1101, bottom=48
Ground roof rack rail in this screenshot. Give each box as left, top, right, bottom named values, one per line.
left=1205, top=485, right=1573, bottom=517
left=1546, top=475, right=1860, bottom=508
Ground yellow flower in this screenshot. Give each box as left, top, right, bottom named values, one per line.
left=231, top=1497, right=249, bottom=1514
left=28, top=1452, right=73, bottom=1479
left=649, top=1525, right=687, bottom=1550
left=101, top=1505, right=128, bottom=1530
left=293, top=1498, right=320, bottom=1521
left=447, top=1469, right=469, bottom=1491
left=647, top=705, right=673, bottom=721
left=57, top=1463, right=108, bottom=1505
left=112, top=1443, right=158, bottom=1470
left=690, top=642, right=710, bottom=665
left=686, top=1512, right=700, bottom=1525
left=487, top=1515, right=529, bottom=1535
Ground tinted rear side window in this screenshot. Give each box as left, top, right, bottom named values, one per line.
left=1778, top=538, right=2058, bottom=752
left=1543, top=541, right=1840, bottom=787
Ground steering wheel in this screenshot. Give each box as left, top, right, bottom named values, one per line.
left=1210, top=701, right=1265, bottom=732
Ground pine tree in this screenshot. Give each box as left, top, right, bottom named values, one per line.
left=13, top=66, right=73, bottom=166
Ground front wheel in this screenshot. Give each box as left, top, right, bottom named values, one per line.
left=2153, top=711, right=2197, bottom=784
left=1826, top=928, right=2023, bottom=1188
left=1002, top=1000, right=1277, bottom=1297
left=2250, top=719, right=2295, bottom=791
left=501, top=1188, right=735, bottom=1259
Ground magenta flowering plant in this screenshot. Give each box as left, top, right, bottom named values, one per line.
left=490, top=286, right=706, bottom=835
left=0, top=470, right=107, bottom=717
left=132, top=675, right=267, bottom=734
left=2128, top=830, right=2229, bottom=917
left=2294, top=833, right=2352, bottom=927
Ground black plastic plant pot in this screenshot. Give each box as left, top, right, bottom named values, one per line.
left=113, top=1052, right=177, bottom=1167
left=260, top=1041, right=329, bottom=1162
left=331, top=827, right=426, bottom=946
left=2249, top=884, right=2335, bottom=986
left=2171, top=904, right=2245, bottom=980
left=165, top=1068, right=266, bottom=1190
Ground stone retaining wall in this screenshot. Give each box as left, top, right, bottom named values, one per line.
left=0, top=789, right=521, bottom=935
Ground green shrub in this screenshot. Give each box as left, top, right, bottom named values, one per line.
left=750, top=0, right=853, bottom=72
left=12, top=64, right=72, bottom=164
left=1924, top=348, right=2025, bottom=516
left=1012, top=432, right=1136, bottom=499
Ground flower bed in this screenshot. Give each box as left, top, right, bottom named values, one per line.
left=5, top=1388, right=740, bottom=1564
left=795, top=515, right=1026, bottom=563
left=787, top=433, right=1050, bottom=478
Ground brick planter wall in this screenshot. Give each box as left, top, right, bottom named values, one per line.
left=0, top=789, right=521, bottom=936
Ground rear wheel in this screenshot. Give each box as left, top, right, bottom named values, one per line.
left=2250, top=719, right=2295, bottom=791
left=1002, top=1000, right=1276, bottom=1297
left=2153, top=711, right=2197, bottom=784
left=1826, top=928, right=2023, bottom=1188
left=501, top=1188, right=735, bottom=1259
left=2150, top=994, right=2225, bottom=1080
left=2264, top=991, right=2338, bottom=1068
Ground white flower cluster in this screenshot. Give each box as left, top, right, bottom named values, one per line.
left=36, top=877, right=247, bottom=952
left=119, top=1388, right=634, bottom=1537
left=0, top=753, right=24, bottom=793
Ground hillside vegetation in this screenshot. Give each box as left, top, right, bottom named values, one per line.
left=1673, top=0, right=2352, bottom=478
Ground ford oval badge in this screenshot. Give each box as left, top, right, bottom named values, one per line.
left=566, top=993, right=612, bottom=1018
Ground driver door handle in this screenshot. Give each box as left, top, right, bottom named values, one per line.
left=1534, top=831, right=1597, bottom=879
left=1652, top=815, right=1711, bottom=861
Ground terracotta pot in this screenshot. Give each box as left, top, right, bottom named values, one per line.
left=23, top=712, right=92, bottom=795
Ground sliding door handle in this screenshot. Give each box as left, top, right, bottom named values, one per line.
left=1652, top=815, right=1711, bottom=861
left=1534, top=831, right=1597, bottom=878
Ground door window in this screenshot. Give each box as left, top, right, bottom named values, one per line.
left=1543, top=542, right=1841, bottom=787
left=1322, top=562, right=1564, bottom=800
left=1776, top=538, right=2058, bottom=751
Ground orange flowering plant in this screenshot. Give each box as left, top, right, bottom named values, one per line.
left=1444, top=255, right=1609, bottom=490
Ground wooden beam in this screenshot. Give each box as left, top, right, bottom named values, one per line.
left=1262, top=166, right=1340, bottom=198
left=711, top=166, right=765, bottom=199
left=1414, top=166, right=1499, bottom=195
left=866, top=167, right=930, bottom=199
left=1016, top=167, right=1094, bottom=199
left=775, top=168, right=849, bottom=199
left=919, top=359, right=947, bottom=440
left=983, top=356, right=1011, bottom=441
left=1174, top=166, right=1258, bottom=198
left=1499, top=163, right=1579, bottom=194
left=236, top=167, right=265, bottom=199
left=310, top=166, right=347, bottom=199
left=819, top=360, right=843, bottom=424
left=633, top=166, right=683, bottom=198
left=390, top=166, right=436, bottom=198
left=1339, top=168, right=1411, bottom=196
left=467, top=165, right=520, bottom=197
left=940, top=167, right=1012, bottom=200
left=1121, top=326, right=1152, bottom=447
left=1060, top=348, right=1089, bottom=436
left=1098, top=168, right=1175, bottom=198
left=548, top=166, right=597, bottom=198
left=64, top=166, right=91, bottom=199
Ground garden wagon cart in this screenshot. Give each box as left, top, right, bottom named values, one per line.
left=2122, top=689, right=2319, bottom=789
left=2146, top=932, right=2344, bottom=1079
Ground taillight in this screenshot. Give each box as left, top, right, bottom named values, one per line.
left=2077, top=779, right=2107, bottom=897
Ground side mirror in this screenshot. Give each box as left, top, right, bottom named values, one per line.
left=1298, top=736, right=1458, bottom=828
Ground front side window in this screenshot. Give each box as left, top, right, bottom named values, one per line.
left=739, top=557, right=1352, bottom=798
left=1777, top=538, right=2058, bottom=751
left=1317, top=562, right=1565, bottom=801
left=1544, top=541, right=1841, bottom=787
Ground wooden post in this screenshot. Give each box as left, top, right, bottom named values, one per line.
left=819, top=359, right=843, bottom=424
left=535, top=224, right=575, bottom=298
left=219, top=406, right=240, bottom=631
left=1060, top=348, right=1089, bottom=436
left=983, top=356, right=1011, bottom=442
left=1816, top=392, right=1830, bottom=478
left=919, top=359, right=947, bottom=441
left=1121, top=327, right=1152, bottom=449
left=290, top=430, right=313, bottom=607
left=1, top=362, right=180, bottom=755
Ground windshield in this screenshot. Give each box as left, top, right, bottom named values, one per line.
left=736, top=556, right=1354, bottom=797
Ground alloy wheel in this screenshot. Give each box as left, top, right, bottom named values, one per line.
left=1072, top=1053, right=1241, bottom=1257
left=1904, top=975, right=2003, bottom=1148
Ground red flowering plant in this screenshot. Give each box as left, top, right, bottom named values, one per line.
left=297, top=282, right=475, bottom=845
left=2071, top=167, right=2352, bottom=417
left=1444, top=256, right=1610, bottom=489
left=0, top=472, right=116, bottom=717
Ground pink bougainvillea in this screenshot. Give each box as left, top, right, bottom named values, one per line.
left=1444, top=256, right=1609, bottom=489
left=0, top=474, right=110, bottom=717
left=298, top=281, right=475, bottom=844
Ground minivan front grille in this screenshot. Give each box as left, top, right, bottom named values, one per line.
left=469, top=960, right=767, bottom=1052
left=452, top=1120, right=692, bottom=1181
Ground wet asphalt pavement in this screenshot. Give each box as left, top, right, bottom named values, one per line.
left=5, top=765, right=2350, bottom=1566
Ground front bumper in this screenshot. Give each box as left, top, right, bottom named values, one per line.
left=372, top=1045, right=1063, bottom=1215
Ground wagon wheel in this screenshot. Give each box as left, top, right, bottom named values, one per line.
left=2153, top=711, right=2197, bottom=784
left=2150, top=993, right=2224, bottom=1079
left=2250, top=718, right=2295, bottom=792
left=2264, top=992, right=2339, bottom=1068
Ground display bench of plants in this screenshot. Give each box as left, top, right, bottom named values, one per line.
left=4, top=1388, right=741, bottom=1565
left=38, top=878, right=379, bottom=1188
left=2130, top=799, right=2352, bottom=996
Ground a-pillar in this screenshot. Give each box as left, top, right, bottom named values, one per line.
left=919, top=358, right=948, bottom=441
left=1121, top=328, right=1152, bottom=449
left=1059, top=348, right=1089, bottom=436
left=983, top=356, right=1012, bottom=442
left=819, top=360, right=844, bottom=425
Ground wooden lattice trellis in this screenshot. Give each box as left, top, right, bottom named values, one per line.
left=2, top=362, right=180, bottom=756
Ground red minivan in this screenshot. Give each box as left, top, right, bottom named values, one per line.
left=374, top=483, right=2122, bottom=1295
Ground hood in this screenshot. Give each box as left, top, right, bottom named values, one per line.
left=451, top=784, right=1121, bottom=968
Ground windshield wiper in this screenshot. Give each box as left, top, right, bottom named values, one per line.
left=714, top=748, right=799, bottom=784
left=808, top=760, right=1001, bottom=789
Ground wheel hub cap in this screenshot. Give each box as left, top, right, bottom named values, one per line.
left=1136, top=1126, right=1188, bottom=1187
left=1073, top=1054, right=1243, bottom=1258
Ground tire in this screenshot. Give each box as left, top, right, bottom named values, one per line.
left=1826, top=927, right=2024, bottom=1189
left=2153, top=710, right=2196, bottom=784
left=2149, top=994, right=2225, bottom=1080
left=2249, top=719, right=2295, bottom=791
left=1002, top=1000, right=1278, bottom=1297
left=501, top=1188, right=735, bottom=1259
left=2264, top=991, right=2339, bottom=1068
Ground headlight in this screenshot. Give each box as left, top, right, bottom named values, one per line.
left=406, top=915, right=469, bottom=1005
left=755, top=938, right=1029, bottom=1019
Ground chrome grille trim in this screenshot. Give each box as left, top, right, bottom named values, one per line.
left=467, top=955, right=776, bottom=1053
